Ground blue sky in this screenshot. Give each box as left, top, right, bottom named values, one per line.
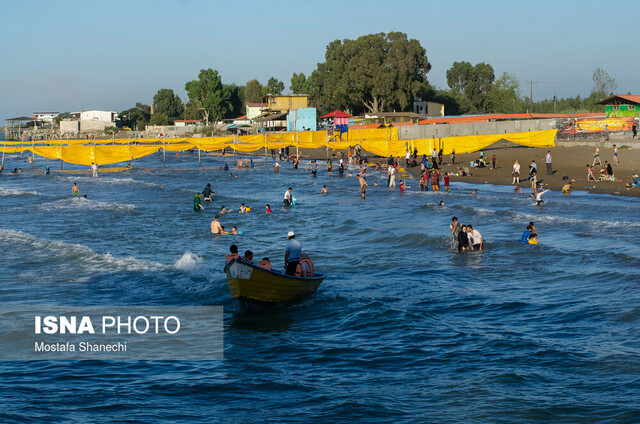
left=1, top=0, right=638, bottom=122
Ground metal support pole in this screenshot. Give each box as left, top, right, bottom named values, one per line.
left=162, top=135, right=166, bottom=169
left=198, top=135, right=201, bottom=167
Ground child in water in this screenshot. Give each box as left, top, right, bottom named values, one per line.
left=528, top=233, right=538, bottom=244
left=399, top=180, right=405, bottom=192
left=72, top=183, right=79, bottom=197
left=265, top=204, right=272, bottom=214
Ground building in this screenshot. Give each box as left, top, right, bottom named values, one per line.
left=264, top=94, right=309, bottom=113
left=80, top=110, right=119, bottom=122
left=412, top=99, right=445, bottom=117
left=364, top=112, right=420, bottom=126
left=174, top=119, right=204, bottom=127
left=596, top=95, right=640, bottom=117
left=287, top=108, right=317, bottom=131
left=246, top=103, right=267, bottom=121
left=33, top=112, right=59, bottom=123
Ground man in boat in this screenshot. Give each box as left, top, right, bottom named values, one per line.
left=258, top=257, right=272, bottom=270
left=226, top=245, right=239, bottom=263
left=284, top=231, right=301, bottom=275
left=211, top=215, right=223, bottom=234
left=242, top=250, right=253, bottom=264
left=295, top=253, right=314, bottom=277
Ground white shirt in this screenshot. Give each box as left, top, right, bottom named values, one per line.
left=406, top=152, right=411, bottom=160
left=470, top=229, right=482, bottom=245
left=546, top=153, right=552, bottom=164
left=513, top=163, right=520, bottom=173
left=284, top=190, right=292, bottom=200
left=91, top=164, right=98, bottom=171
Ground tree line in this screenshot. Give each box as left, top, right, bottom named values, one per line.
left=118, top=32, right=619, bottom=130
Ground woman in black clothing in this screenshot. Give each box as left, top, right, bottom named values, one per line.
left=458, top=225, right=469, bottom=252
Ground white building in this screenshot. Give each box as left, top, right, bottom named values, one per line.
left=33, top=112, right=59, bottom=122
left=246, top=103, right=267, bottom=121
left=412, top=99, right=445, bottom=117
left=80, top=110, right=118, bottom=123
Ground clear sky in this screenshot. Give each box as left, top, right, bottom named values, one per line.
left=1, top=0, right=638, bottom=122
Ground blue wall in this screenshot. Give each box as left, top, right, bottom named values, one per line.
left=287, top=108, right=316, bottom=131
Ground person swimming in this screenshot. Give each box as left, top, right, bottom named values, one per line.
left=72, top=183, right=79, bottom=197
left=239, top=203, right=247, bottom=213
left=223, top=163, right=229, bottom=171
left=532, top=189, right=549, bottom=205
left=265, top=204, right=272, bottom=214
left=220, top=205, right=233, bottom=214
left=320, top=185, right=328, bottom=194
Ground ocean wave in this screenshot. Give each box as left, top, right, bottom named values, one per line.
left=0, top=229, right=165, bottom=273
left=173, top=251, right=203, bottom=272
left=56, top=175, right=162, bottom=188
left=40, top=197, right=136, bottom=212
left=0, top=187, right=39, bottom=196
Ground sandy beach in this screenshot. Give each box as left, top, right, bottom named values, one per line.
left=400, top=140, right=640, bottom=197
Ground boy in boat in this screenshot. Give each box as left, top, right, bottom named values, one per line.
left=258, top=257, right=272, bottom=270
left=242, top=250, right=253, bottom=263
left=295, top=253, right=314, bottom=277
left=226, top=245, right=239, bottom=263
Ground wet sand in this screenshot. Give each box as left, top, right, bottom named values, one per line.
left=403, top=141, right=640, bottom=197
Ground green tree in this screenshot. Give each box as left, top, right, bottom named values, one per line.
left=264, top=77, right=284, bottom=95
left=152, top=88, right=183, bottom=123
left=120, top=103, right=151, bottom=129
left=149, top=112, right=170, bottom=126
left=185, top=68, right=231, bottom=125
left=290, top=72, right=311, bottom=94
left=486, top=72, right=521, bottom=113
left=244, top=79, right=264, bottom=104
left=225, top=84, right=245, bottom=117
left=308, top=32, right=432, bottom=115
left=446, top=61, right=495, bottom=113
left=591, top=67, right=617, bottom=102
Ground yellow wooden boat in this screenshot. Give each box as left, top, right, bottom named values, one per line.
left=224, top=259, right=325, bottom=306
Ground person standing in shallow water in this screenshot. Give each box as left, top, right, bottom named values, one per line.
left=193, top=193, right=204, bottom=211
left=457, top=225, right=469, bottom=252
left=450, top=217, right=460, bottom=243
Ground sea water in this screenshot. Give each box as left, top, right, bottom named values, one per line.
left=1, top=151, right=639, bottom=423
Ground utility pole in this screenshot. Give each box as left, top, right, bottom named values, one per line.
left=527, top=80, right=537, bottom=113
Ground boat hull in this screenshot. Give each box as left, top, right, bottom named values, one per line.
left=224, top=259, right=324, bottom=304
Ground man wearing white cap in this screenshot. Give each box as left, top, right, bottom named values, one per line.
left=284, top=231, right=301, bottom=275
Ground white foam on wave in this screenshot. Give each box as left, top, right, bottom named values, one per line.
left=0, top=187, right=39, bottom=196
left=173, top=251, right=203, bottom=272
left=0, top=229, right=166, bottom=273
left=57, top=175, right=161, bottom=188
left=42, top=197, right=136, bottom=212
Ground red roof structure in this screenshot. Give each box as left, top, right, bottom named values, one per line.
left=321, top=110, right=353, bottom=119
left=596, top=95, right=640, bottom=105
